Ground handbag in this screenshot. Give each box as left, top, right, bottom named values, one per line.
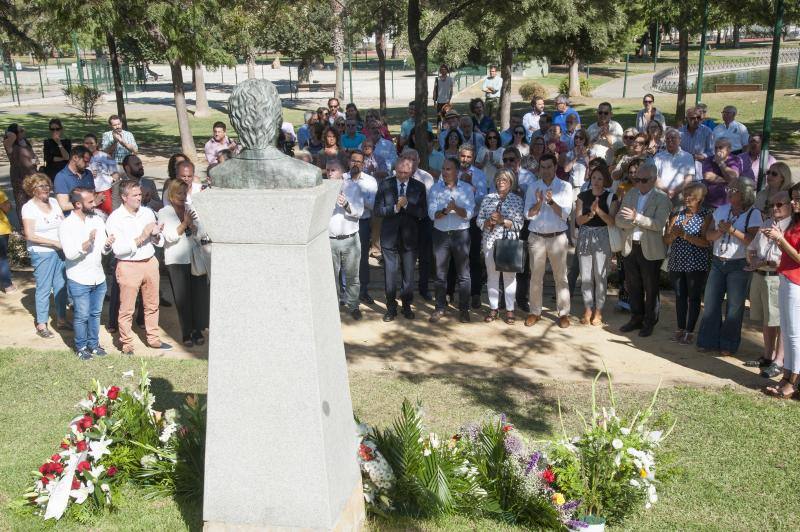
left=493, top=228, right=527, bottom=273
left=606, top=192, right=624, bottom=253
left=190, top=237, right=211, bottom=277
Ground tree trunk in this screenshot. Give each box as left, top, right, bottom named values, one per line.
left=376, top=29, right=387, bottom=113
left=105, top=31, right=127, bottom=128
left=331, top=0, right=345, bottom=100
left=408, top=0, right=430, bottom=170
left=194, top=64, right=209, bottom=117
left=246, top=49, right=256, bottom=79
left=676, top=29, right=689, bottom=125
left=568, top=57, right=581, bottom=97
left=391, top=40, right=398, bottom=59
left=298, top=57, right=311, bottom=82
left=715, top=30, right=721, bottom=46
left=499, top=43, right=513, bottom=130
left=170, top=60, right=197, bottom=161
left=733, top=25, right=741, bottom=48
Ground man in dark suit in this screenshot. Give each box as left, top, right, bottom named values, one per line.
left=375, top=157, right=427, bottom=321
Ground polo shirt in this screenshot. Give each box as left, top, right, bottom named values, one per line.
left=654, top=148, right=696, bottom=194
left=54, top=166, right=95, bottom=197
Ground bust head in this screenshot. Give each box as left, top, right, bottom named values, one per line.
left=228, top=79, right=282, bottom=150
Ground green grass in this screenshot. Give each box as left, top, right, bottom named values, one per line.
left=2, top=347, right=800, bottom=530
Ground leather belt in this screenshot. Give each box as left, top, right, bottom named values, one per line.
left=754, top=270, right=779, bottom=277
left=330, top=232, right=357, bottom=240
left=532, top=230, right=566, bottom=238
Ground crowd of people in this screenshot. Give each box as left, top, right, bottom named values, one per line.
left=2, top=68, right=800, bottom=399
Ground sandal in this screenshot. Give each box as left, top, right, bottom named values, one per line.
left=503, top=311, right=515, bottom=325
left=590, top=314, right=603, bottom=326
left=670, top=329, right=686, bottom=342
left=761, top=363, right=783, bottom=379
left=484, top=309, right=498, bottom=323
left=744, top=357, right=772, bottom=368
left=764, top=378, right=794, bottom=398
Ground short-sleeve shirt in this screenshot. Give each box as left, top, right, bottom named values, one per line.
left=578, top=189, right=615, bottom=228
left=0, top=190, right=11, bottom=235
left=778, top=223, right=800, bottom=286
left=21, top=198, right=64, bottom=253
left=668, top=208, right=712, bottom=272
left=701, top=155, right=743, bottom=208
left=54, top=166, right=95, bottom=211
left=482, top=76, right=502, bottom=99
left=341, top=133, right=366, bottom=151
left=711, top=204, right=762, bottom=260
left=101, top=129, right=138, bottom=164
left=655, top=149, right=696, bottom=193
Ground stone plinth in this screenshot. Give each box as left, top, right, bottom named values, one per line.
left=193, top=182, right=364, bottom=531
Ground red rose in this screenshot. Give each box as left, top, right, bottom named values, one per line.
left=60, top=441, right=70, bottom=450
left=71, top=478, right=81, bottom=490
left=76, top=415, right=93, bottom=432
left=40, top=476, right=49, bottom=486
left=50, top=454, right=61, bottom=462
left=542, top=468, right=555, bottom=484
left=76, top=461, right=91, bottom=473
left=502, top=424, right=514, bottom=432
left=107, top=466, right=118, bottom=477
left=76, top=440, right=88, bottom=452
left=92, top=404, right=108, bottom=418
left=107, top=386, right=120, bottom=400
left=358, top=443, right=375, bottom=461
left=39, top=463, right=49, bottom=475
left=51, top=463, right=64, bottom=475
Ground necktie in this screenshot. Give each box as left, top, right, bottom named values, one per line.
left=400, top=182, right=406, bottom=196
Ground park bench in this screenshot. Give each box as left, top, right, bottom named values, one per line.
left=295, top=82, right=336, bottom=93
left=714, top=83, right=763, bottom=92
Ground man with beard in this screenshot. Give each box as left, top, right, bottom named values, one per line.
left=58, top=188, right=115, bottom=360
left=111, top=155, right=161, bottom=211
left=53, top=146, right=94, bottom=213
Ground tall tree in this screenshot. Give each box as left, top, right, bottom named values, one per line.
left=331, top=0, right=345, bottom=100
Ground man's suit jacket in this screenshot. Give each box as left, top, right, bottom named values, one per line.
left=614, top=187, right=671, bottom=261
left=375, top=177, right=427, bottom=250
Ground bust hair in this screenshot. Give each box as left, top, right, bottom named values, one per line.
left=213, top=121, right=226, bottom=130
left=623, top=127, right=638, bottom=138
left=70, top=145, right=90, bottom=159
left=48, top=118, right=63, bottom=129
left=502, top=146, right=521, bottom=159
left=326, top=159, right=344, bottom=171
left=176, top=160, right=195, bottom=174
left=555, top=94, right=570, bottom=105
left=294, top=150, right=313, bottom=163
left=683, top=181, right=708, bottom=200
left=84, top=133, right=97, bottom=142
left=494, top=169, right=516, bottom=191
left=664, top=127, right=681, bottom=140
left=539, top=152, right=558, bottom=167
left=638, top=159, right=658, bottom=180
left=107, top=114, right=120, bottom=125
left=733, top=177, right=757, bottom=210
left=120, top=180, right=141, bottom=197
left=590, top=163, right=613, bottom=188
left=22, top=173, right=52, bottom=197
left=715, top=138, right=732, bottom=150
left=167, top=178, right=189, bottom=206
left=228, top=79, right=283, bottom=150
left=459, top=143, right=475, bottom=156
left=769, top=162, right=792, bottom=190
left=167, top=153, right=188, bottom=180
left=69, top=187, right=90, bottom=206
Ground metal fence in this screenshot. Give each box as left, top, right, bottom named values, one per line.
left=453, top=65, right=485, bottom=93
left=651, top=48, right=800, bottom=93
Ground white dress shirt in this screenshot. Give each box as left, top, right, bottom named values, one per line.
left=427, top=179, right=475, bottom=232
left=412, top=168, right=435, bottom=192
left=58, top=212, right=110, bottom=285
left=654, top=148, right=697, bottom=194
left=524, top=177, right=572, bottom=233
left=516, top=168, right=536, bottom=198
left=345, top=171, right=377, bottom=219
left=459, top=165, right=488, bottom=211
left=712, top=120, right=749, bottom=152
left=328, top=180, right=364, bottom=237
left=106, top=204, right=163, bottom=260
left=632, top=189, right=654, bottom=242
left=522, top=110, right=544, bottom=141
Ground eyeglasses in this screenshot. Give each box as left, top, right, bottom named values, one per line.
left=772, top=202, right=788, bottom=209
left=768, top=170, right=782, bottom=177
left=643, top=100, right=654, bottom=104
left=36, top=185, right=51, bottom=190
left=502, top=157, right=517, bottom=163
left=725, top=187, right=740, bottom=194
left=623, top=136, right=635, bottom=141
left=631, top=178, right=649, bottom=184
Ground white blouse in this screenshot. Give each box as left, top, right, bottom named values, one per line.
left=22, top=198, right=64, bottom=253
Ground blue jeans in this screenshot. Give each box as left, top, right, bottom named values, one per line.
left=29, top=249, right=67, bottom=325
left=0, top=234, right=11, bottom=289
left=697, top=257, right=751, bottom=353
left=68, top=279, right=107, bottom=350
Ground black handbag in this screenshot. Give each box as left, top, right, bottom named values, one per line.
left=493, top=228, right=527, bottom=273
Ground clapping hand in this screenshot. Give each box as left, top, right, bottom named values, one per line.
left=590, top=198, right=599, bottom=216
left=718, top=220, right=732, bottom=234
left=337, top=192, right=346, bottom=208
left=762, top=222, right=784, bottom=242
left=620, top=206, right=637, bottom=221
left=82, top=229, right=97, bottom=252
left=671, top=222, right=685, bottom=237
left=490, top=211, right=502, bottom=223
left=183, top=210, right=196, bottom=231
left=447, top=198, right=457, bottom=213
left=105, top=234, right=116, bottom=248
left=151, top=223, right=163, bottom=236
left=545, top=190, right=554, bottom=204
left=396, top=195, right=408, bottom=210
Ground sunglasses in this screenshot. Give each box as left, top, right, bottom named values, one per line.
left=643, top=100, right=654, bottom=104
left=623, top=136, right=635, bottom=141
left=597, top=111, right=610, bottom=115
left=631, top=178, right=649, bottom=184
left=768, top=170, right=782, bottom=177
left=502, top=157, right=517, bottom=163
left=772, top=202, right=788, bottom=209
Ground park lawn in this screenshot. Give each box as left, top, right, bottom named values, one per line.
left=1, top=347, right=799, bottom=531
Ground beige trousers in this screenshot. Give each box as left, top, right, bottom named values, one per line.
left=527, top=232, right=571, bottom=317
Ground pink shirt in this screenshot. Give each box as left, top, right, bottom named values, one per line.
left=204, top=136, right=238, bottom=164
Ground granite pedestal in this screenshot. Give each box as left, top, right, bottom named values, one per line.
left=193, top=182, right=364, bottom=531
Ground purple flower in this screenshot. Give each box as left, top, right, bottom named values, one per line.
left=500, top=413, right=507, bottom=423
left=562, top=499, right=580, bottom=512
left=566, top=520, right=588, bottom=529
left=461, top=423, right=480, bottom=442
left=504, top=434, right=524, bottom=456
left=524, top=452, right=541, bottom=475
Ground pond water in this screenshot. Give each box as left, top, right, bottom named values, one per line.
left=699, top=64, right=799, bottom=91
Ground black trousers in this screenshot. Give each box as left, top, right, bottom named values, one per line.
left=383, top=239, right=417, bottom=312
left=358, top=218, right=372, bottom=297
left=670, top=270, right=707, bottom=332
left=433, top=228, right=471, bottom=311
left=417, top=217, right=433, bottom=297
left=515, top=220, right=531, bottom=305
left=166, top=264, right=210, bottom=340
left=623, top=243, right=662, bottom=327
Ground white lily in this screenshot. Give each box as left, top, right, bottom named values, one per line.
left=77, top=398, right=94, bottom=410
left=612, top=438, right=623, bottom=450
left=122, top=370, right=135, bottom=378
left=69, top=486, right=89, bottom=504
left=89, top=464, right=106, bottom=480
left=620, top=427, right=631, bottom=435
left=423, top=448, right=431, bottom=456
left=646, top=431, right=663, bottom=444
left=430, top=433, right=440, bottom=449
left=88, top=435, right=113, bottom=461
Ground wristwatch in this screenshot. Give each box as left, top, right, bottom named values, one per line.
left=547, top=199, right=554, bottom=206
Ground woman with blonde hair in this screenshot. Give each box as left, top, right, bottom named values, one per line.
left=754, top=162, right=794, bottom=214
left=158, top=179, right=209, bottom=347
left=21, top=173, right=67, bottom=338
left=475, top=169, right=525, bottom=324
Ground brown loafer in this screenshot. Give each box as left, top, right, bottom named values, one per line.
left=524, top=314, right=540, bottom=327
left=558, top=316, right=571, bottom=329
left=504, top=311, right=515, bottom=325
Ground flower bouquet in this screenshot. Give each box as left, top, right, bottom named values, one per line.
left=546, top=370, right=674, bottom=529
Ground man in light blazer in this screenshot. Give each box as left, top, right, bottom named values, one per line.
left=615, top=160, right=672, bottom=337
left=375, top=157, right=427, bottom=322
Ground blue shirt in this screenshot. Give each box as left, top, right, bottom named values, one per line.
left=54, top=166, right=95, bottom=197
left=341, top=132, right=366, bottom=150
left=427, top=179, right=475, bottom=232
left=400, top=118, right=432, bottom=139
left=297, top=124, right=311, bottom=148
left=551, top=107, right=581, bottom=135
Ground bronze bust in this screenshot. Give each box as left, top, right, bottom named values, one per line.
left=209, top=79, right=322, bottom=189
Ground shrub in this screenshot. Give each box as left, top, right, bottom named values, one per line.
left=63, top=84, right=103, bottom=123
left=518, top=81, right=548, bottom=102
left=558, top=77, right=591, bottom=97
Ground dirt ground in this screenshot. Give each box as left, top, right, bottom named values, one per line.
left=0, top=260, right=770, bottom=391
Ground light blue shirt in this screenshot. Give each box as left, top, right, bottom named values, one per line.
left=459, top=165, right=488, bottom=212
left=428, top=179, right=475, bottom=232
left=341, top=132, right=366, bottom=150
left=400, top=118, right=432, bottom=139
left=345, top=171, right=377, bottom=219
left=482, top=76, right=502, bottom=100
left=679, top=124, right=715, bottom=158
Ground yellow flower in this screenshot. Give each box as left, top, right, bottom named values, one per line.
left=639, top=468, right=647, bottom=478
left=552, top=493, right=565, bottom=506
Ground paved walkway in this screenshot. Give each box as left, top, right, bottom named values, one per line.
left=592, top=72, right=658, bottom=99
